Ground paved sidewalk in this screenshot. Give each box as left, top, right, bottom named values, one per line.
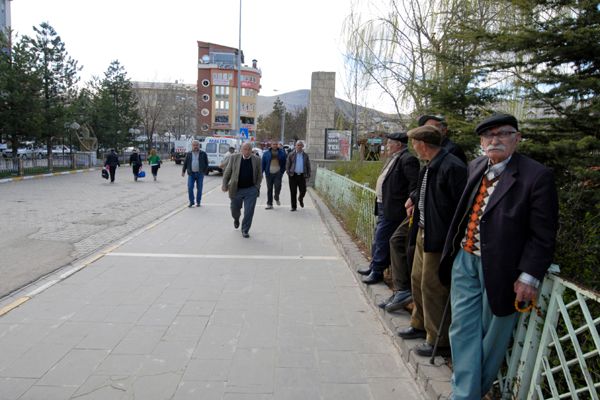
left=0, top=176, right=424, bottom=400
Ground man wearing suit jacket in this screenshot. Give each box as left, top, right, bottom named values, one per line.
left=181, top=140, right=209, bottom=207
left=440, top=113, right=559, bottom=399
left=358, top=132, right=420, bottom=285
left=222, top=142, right=263, bottom=238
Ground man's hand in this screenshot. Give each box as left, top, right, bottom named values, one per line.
left=221, top=186, right=228, bottom=192
left=405, top=198, right=414, bottom=217
left=181, top=172, right=185, bottom=177
left=514, top=280, right=538, bottom=303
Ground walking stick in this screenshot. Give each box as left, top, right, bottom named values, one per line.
left=430, top=294, right=451, bottom=364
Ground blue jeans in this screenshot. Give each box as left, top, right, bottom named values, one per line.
left=230, top=186, right=259, bottom=233
left=187, top=172, right=204, bottom=205
left=265, top=172, right=282, bottom=205
left=449, top=249, right=518, bottom=399
left=371, top=203, right=401, bottom=273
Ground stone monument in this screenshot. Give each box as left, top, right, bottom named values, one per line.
left=306, top=71, right=335, bottom=161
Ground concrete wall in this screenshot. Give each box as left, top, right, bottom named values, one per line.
left=306, top=72, right=335, bottom=161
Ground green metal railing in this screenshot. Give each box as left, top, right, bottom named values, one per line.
left=315, top=167, right=377, bottom=253
left=501, top=273, right=599, bottom=399
left=315, top=167, right=600, bottom=400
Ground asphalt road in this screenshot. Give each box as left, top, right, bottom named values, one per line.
left=0, top=162, right=223, bottom=298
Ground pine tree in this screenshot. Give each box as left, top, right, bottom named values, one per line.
left=26, top=22, right=80, bottom=170
left=0, top=32, right=43, bottom=159
left=92, top=60, right=139, bottom=150
left=480, top=0, right=600, bottom=288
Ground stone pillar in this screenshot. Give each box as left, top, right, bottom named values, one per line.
left=306, top=72, right=335, bottom=161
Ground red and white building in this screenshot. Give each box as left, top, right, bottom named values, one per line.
left=197, top=41, right=261, bottom=137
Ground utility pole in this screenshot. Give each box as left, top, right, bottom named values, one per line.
left=236, top=0, right=242, bottom=141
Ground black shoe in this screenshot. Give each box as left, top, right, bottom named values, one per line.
left=196, top=203, right=200, bottom=207
left=242, top=231, right=250, bottom=238
left=265, top=205, right=273, bottom=210
left=414, top=342, right=451, bottom=358
left=356, top=267, right=372, bottom=276
left=377, top=293, right=395, bottom=309
left=299, top=198, right=304, bottom=208
left=361, top=271, right=383, bottom=285
left=275, top=199, right=281, bottom=206
left=234, top=219, right=240, bottom=229
left=397, top=326, right=426, bottom=340
left=290, top=208, right=297, bottom=212
left=188, top=204, right=194, bottom=208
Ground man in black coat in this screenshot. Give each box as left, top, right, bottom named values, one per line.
left=104, top=149, right=120, bottom=183
left=397, top=125, right=467, bottom=358
left=418, top=114, right=467, bottom=165
left=440, top=113, right=558, bottom=399
left=358, top=132, right=420, bottom=285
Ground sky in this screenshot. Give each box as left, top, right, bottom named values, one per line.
left=9, top=0, right=396, bottom=114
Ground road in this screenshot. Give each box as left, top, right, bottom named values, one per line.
left=0, top=162, right=222, bottom=298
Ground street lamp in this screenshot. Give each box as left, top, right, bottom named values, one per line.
left=280, top=106, right=286, bottom=144
left=236, top=0, right=242, bottom=139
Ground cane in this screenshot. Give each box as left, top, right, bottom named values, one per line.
left=429, top=295, right=451, bottom=364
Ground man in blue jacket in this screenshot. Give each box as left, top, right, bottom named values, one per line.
left=262, top=141, right=287, bottom=209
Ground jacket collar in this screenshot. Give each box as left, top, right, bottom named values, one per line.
left=482, top=153, right=520, bottom=215
left=426, top=148, right=448, bottom=171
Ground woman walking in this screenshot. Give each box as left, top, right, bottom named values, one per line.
left=129, top=148, right=143, bottom=181
left=148, top=149, right=161, bottom=181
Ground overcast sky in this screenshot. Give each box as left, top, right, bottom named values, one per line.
left=10, top=0, right=396, bottom=114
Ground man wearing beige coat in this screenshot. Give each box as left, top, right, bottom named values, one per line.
left=222, top=142, right=263, bottom=238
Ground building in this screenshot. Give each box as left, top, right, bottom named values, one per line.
left=197, top=41, right=261, bottom=137
left=1, top=0, right=11, bottom=46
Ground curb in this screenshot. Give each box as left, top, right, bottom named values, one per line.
left=309, top=187, right=452, bottom=400
left=0, top=167, right=99, bottom=184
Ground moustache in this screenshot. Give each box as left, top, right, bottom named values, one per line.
left=484, top=144, right=506, bottom=152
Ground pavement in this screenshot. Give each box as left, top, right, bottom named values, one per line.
left=0, top=169, right=426, bottom=400
left=0, top=162, right=224, bottom=297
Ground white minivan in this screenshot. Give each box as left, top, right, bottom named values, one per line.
left=204, top=136, right=241, bottom=174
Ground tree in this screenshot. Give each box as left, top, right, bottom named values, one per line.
left=478, top=0, right=600, bottom=288
left=26, top=22, right=80, bottom=169
left=0, top=32, right=43, bottom=158
left=91, top=60, right=139, bottom=150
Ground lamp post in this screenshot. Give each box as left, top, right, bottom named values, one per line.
left=236, top=0, right=242, bottom=140
left=280, top=106, right=286, bottom=144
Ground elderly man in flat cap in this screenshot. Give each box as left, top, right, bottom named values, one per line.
left=397, top=125, right=467, bottom=358
left=439, top=113, right=558, bottom=399
left=418, top=114, right=467, bottom=165
left=358, top=132, right=420, bottom=285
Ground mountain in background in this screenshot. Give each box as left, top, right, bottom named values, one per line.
left=257, top=89, right=398, bottom=123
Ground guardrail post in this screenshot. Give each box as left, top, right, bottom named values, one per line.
left=18, top=158, right=24, bottom=176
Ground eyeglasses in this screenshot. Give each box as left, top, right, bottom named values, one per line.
left=481, top=130, right=517, bottom=139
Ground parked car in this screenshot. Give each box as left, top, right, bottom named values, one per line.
left=52, top=145, right=72, bottom=154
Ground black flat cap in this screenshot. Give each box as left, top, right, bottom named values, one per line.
left=386, top=131, right=408, bottom=143
left=418, top=114, right=445, bottom=127
left=475, top=113, right=519, bottom=135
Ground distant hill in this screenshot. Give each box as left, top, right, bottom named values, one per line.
left=257, top=89, right=398, bottom=123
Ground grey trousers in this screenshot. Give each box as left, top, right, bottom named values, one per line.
left=230, top=186, right=259, bottom=233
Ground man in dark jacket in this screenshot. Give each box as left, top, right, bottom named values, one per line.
left=397, top=125, right=467, bottom=358
left=181, top=140, right=209, bottom=207
left=285, top=140, right=311, bottom=211
left=129, top=148, right=143, bottom=182
left=261, top=142, right=287, bottom=209
left=358, top=132, right=420, bottom=287
left=418, top=114, right=467, bottom=165
left=439, top=114, right=558, bottom=399
left=104, top=149, right=120, bottom=183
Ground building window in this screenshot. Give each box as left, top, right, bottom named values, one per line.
left=215, top=115, right=229, bottom=123
left=201, top=79, right=210, bottom=87
left=215, top=86, right=230, bottom=97
left=202, top=94, right=210, bottom=102
left=201, top=108, right=210, bottom=117
left=216, top=101, right=229, bottom=111
left=201, top=124, right=209, bottom=131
